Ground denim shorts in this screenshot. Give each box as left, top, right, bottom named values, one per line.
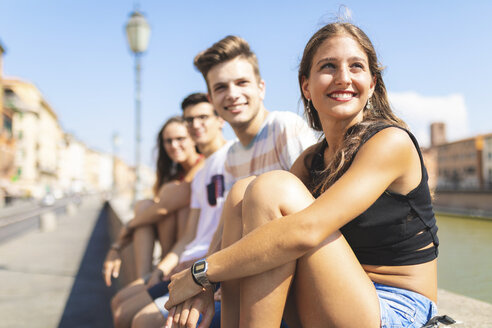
left=375, top=282, right=437, bottom=328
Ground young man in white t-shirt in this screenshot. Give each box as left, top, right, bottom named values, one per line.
left=112, top=93, right=230, bottom=328
left=164, top=36, right=316, bottom=328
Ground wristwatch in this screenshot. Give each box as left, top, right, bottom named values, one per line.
left=191, top=258, right=213, bottom=288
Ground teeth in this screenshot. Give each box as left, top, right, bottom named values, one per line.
left=227, top=104, right=246, bottom=110
left=330, top=93, right=353, bottom=99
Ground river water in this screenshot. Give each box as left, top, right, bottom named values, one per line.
left=436, top=214, right=492, bottom=304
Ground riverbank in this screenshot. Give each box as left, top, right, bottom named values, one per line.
left=435, top=207, right=492, bottom=221
left=434, top=190, right=492, bottom=220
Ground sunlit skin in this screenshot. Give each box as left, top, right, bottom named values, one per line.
left=182, top=102, right=225, bottom=157
left=206, top=57, right=268, bottom=146
left=302, top=36, right=375, bottom=151
left=162, top=122, right=199, bottom=170
left=107, top=101, right=229, bottom=328
left=163, top=32, right=437, bottom=328
left=102, top=120, right=203, bottom=292
left=304, top=35, right=436, bottom=302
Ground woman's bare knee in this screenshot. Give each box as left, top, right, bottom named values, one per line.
left=246, top=171, right=311, bottom=211
left=134, top=199, right=153, bottom=215
left=228, top=176, right=256, bottom=204
left=131, top=304, right=164, bottom=328
left=241, top=171, right=313, bottom=234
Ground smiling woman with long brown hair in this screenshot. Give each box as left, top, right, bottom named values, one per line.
left=103, top=116, right=203, bottom=287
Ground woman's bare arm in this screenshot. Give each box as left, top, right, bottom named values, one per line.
left=205, top=128, right=418, bottom=281
left=128, top=181, right=192, bottom=229
left=165, top=128, right=420, bottom=308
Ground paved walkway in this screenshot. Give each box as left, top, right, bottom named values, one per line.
left=0, top=195, right=115, bottom=328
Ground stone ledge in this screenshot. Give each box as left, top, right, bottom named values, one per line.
left=437, top=289, right=492, bottom=328
left=105, top=198, right=492, bottom=327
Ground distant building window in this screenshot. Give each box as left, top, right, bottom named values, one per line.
left=2, top=113, right=12, bottom=137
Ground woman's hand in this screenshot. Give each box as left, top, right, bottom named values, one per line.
left=164, top=288, right=215, bottom=328
left=165, top=267, right=205, bottom=310
left=102, top=248, right=121, bottom=286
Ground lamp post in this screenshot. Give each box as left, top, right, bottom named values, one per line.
left=125, top=10, right=150, bottom=204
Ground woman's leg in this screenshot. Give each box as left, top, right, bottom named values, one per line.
left=237, top=171, right=310, bottom=327
left=220, top=176, right=256, bottom=327
left=131, top=302, right=166, bottom=328
left=156, top=211, right=178, bottom=260
left=133, top=200, right=157, bottom=278
left=113, top=289, right=154, bottom=328
left=238, top=171, right=380, bottom=328
left=293, top=231, right=380, bottom=327
left=175, top=207, right=191, bottom=241
left=111, top=280, right=147, bottom=316
left=132, top=225, right=156, bottom=279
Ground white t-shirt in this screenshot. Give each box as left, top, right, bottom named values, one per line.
left=179, top=141, right=233, bottom=263
left=224, top=111, right=317, bottom=189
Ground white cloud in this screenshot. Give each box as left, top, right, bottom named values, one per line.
left=388, top=91, right=470, bottom=147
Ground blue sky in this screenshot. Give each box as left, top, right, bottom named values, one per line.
left=1, top=0, right=491, bottom=168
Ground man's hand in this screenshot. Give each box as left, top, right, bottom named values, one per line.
left=165, top=268, right=205, bottom=309
left=164, top=288, right=215, bottom=328
left=167, top=259, right=194, bottom=279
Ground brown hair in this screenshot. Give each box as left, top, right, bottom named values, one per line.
left=194, top=35, right=261, bottom=91
left=153, top=116, right=189, bottom=195
left=299, top=22, right=406, bottom=195
left=180, top=92, right=209, bottom=111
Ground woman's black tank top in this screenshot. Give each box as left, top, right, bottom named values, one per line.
left=309, top=125, right=439, bottom=266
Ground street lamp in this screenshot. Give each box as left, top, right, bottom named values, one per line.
left=125, top=10, right=150, bottom=204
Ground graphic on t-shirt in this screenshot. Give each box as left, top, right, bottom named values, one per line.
left=207, top=174, right=224, bottom=206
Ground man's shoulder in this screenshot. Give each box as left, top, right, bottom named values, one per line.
left=192, top=142, right=232, bottom=191
left=267, top=110, right=308, bottom=128
left=202, top=141, right=232, bottom=168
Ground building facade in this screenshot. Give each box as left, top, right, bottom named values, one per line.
left=0, top=41, right=17, bottom=199
left=436, top=137, right=481, bottom=190
left=3, top=78, right=63, bottom=198
left=0, top=72, right=149, bottom=204
left=422, top=122, right=492, bottom=192
left=482, top=134, right=492, bottom=190
left=58, top=133, right=87, bottom=195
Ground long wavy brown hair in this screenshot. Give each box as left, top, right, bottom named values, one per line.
left=153, top=116, right=189, bottom=196
left=299, top=22, right=407, bottom=196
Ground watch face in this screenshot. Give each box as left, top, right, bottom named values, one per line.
left=193, top=261, right=206, bottom=274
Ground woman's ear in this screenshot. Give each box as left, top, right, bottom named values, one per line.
left=369, top=75, right=376, bottom=98
left=301, top=76, right=311, bottom=100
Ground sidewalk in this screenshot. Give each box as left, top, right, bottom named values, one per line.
left=0, top=195, right=115, bottom=328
